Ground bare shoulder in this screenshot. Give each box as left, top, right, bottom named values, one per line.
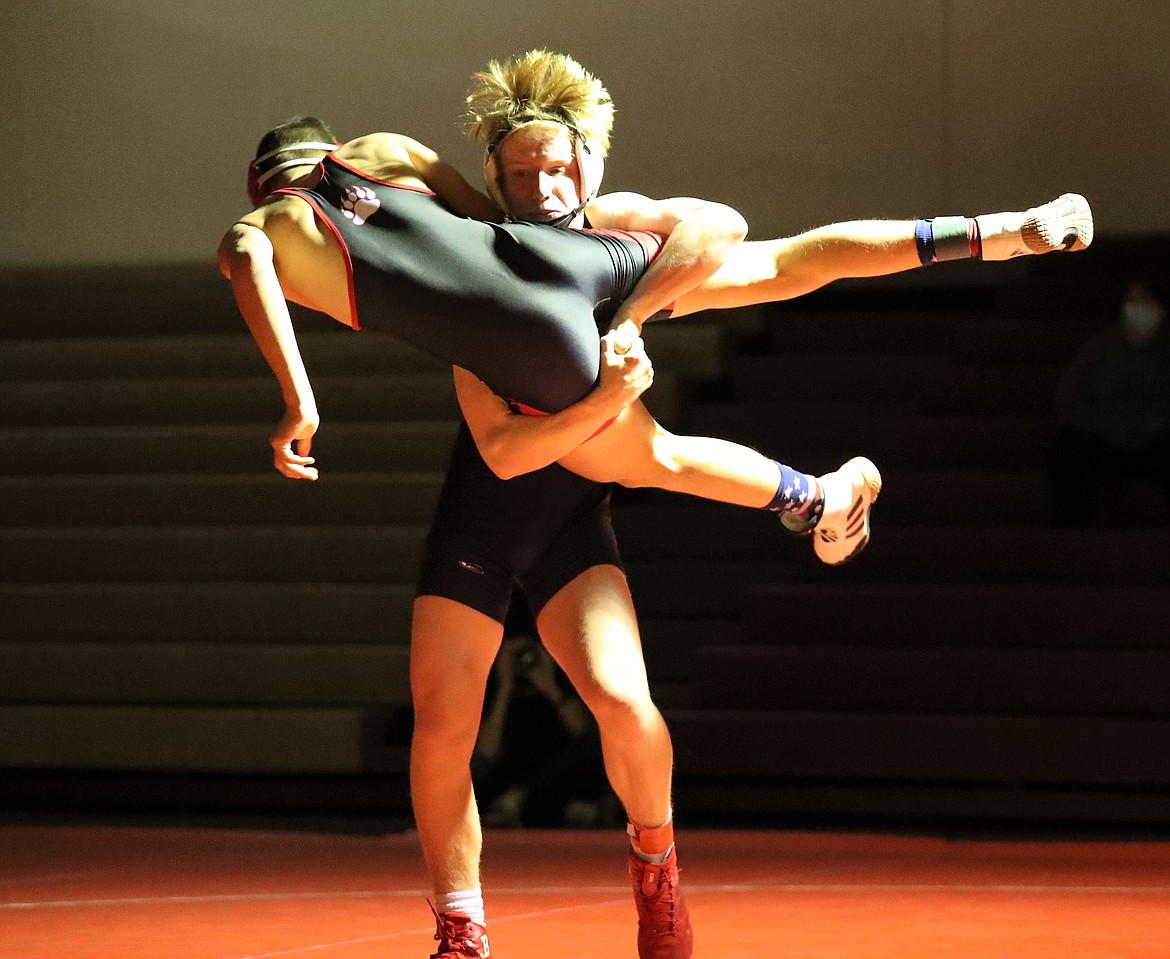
left=334, top=133, right=431, bottom=186
left=588, top=191, right=743, bottom=236
left=218, top=199, right=296, bottom=274
left=235, top=195, right=307, bottom=231
left=337, top=132, right=417, bottom=164
left=586, top=191, right=659, bottom=227
left=591, top=191, right=656, bottom=210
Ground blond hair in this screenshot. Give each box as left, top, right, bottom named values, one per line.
left=466, top=49, right=614, bottom=155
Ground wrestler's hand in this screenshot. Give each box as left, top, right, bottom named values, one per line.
left=271, top=406, right=319, bottom=480
left=607, top=316, right=642, bottom=355
left=597, top=329, right=654, bottom=414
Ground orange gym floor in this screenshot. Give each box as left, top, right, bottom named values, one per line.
left=2, top=825, right=1168, bottom=959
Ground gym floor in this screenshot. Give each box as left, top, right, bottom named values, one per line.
left=3, top=825, right=1167, bottom=958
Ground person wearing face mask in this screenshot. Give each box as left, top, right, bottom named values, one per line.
left=1049, top=279, right=1170, bottom=526
left=470, top=631, right=607, bottom=830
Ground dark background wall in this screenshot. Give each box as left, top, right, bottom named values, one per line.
left=3, top=1, right=1169, bottom=834
left=2, top=0, right=1169, bottom=268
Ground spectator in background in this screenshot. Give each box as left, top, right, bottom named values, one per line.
left=472, top=630, right=611, bottom=829
left=1049, top=279, right=1170, bottom=526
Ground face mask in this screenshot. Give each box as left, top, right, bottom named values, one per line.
left=1122, top=300, right=1163, bottom=345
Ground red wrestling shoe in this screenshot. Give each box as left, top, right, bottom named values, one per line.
left=428, top=906, right=490, bottom=958
left=628, top=846, right=694, bottom=959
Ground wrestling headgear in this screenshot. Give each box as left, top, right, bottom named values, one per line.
left=246, top=140, right=338, bottom=206
left=483, top=121, right=605, bottom=229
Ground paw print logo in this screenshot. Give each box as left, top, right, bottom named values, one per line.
left=341, top=185, right=380, bottom=226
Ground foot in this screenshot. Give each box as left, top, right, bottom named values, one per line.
left=628, top=846, right=694, bottom=959
left=429, top=907, right=490, bottom=959
left=782, top=455, right=881, bottom=565
left=977, top=193, right=1094, bottom=260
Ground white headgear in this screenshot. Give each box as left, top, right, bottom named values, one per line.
left=483, top=121, right=605, bottom=229
left=246, top=140, right=338, bottom=205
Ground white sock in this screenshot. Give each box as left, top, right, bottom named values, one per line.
left=631, top=843, right=673, bottom=864
left=435, top=888, right=486, bottom=926
left=975, top=210, right=1029, bottom=260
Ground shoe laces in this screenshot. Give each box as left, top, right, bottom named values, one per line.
left=636, top=862, right=683, bottom=934
left=429, top=903, right=488, bottom=958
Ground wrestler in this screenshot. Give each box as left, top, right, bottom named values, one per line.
left=410, top=50, right=1097, bottom=959
left=220, top=117, right=879, bottom=566
left=470, top=49, right=1094, bottom=349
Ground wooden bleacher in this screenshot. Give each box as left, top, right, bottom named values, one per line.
left=2, top=243, right=1169, bottom=830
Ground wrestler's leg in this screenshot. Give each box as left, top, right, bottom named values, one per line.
left=557, top=400, right=781, bottom=508
left=670, top=195, right=1094, bottom=316
left=410, top=596, right=502, bottom=895
left=535, top=563, right=693, bottom=957
left=556, top=401, right=880, bottom=564
left=535, top=563, right=672, bottom=834
left=672, top=221, right=921, bottom=314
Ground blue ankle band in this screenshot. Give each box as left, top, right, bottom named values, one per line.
left=765, top=461, right=818, bottom=514
left=914, top=219, right=936, bottom=265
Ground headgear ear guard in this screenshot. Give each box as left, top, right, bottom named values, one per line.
left=246, top=141, right=339, bottom=206
left=483, top=122, right=606, bottom=228
left=572, top=133, right=606, bottom=213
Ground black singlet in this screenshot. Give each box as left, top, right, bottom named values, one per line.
left=415, top=423, right=622, bottom=623
left=277, top=155, right=664, bottom=413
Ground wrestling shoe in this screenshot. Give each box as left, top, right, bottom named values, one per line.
left=977, top=193, right=1094, bottom=260
left=428, top=906, right=490, bottom=959
left=781, top=456, right=882, bottom=565
left=628, top=846, right=694, bottom=959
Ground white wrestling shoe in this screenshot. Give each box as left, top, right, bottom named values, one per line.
left=781, top=456, right=882, bottom=565
left=976, top=193, right=1094, bottom=260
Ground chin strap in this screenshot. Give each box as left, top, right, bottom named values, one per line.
left=483, top=122, right=604, bottom=230
left=537, top=198, right=591, bottom=230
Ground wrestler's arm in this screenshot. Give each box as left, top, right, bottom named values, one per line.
left=397, top=134, right=502, bottom=221
left=217, top=220, right=320, bottom=480
left=454, top=332, right=653, bottom=480
left=586, top=191, right=747, bottom=340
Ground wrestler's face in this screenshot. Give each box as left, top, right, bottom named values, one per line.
left=494, top=122, right=582, bottom=223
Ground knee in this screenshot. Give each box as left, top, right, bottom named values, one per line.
left=585, top=685, right=662, bottom=740
left=411, top=698, right=482, bottom=759
left=613, top=427, right=683, bottom=490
